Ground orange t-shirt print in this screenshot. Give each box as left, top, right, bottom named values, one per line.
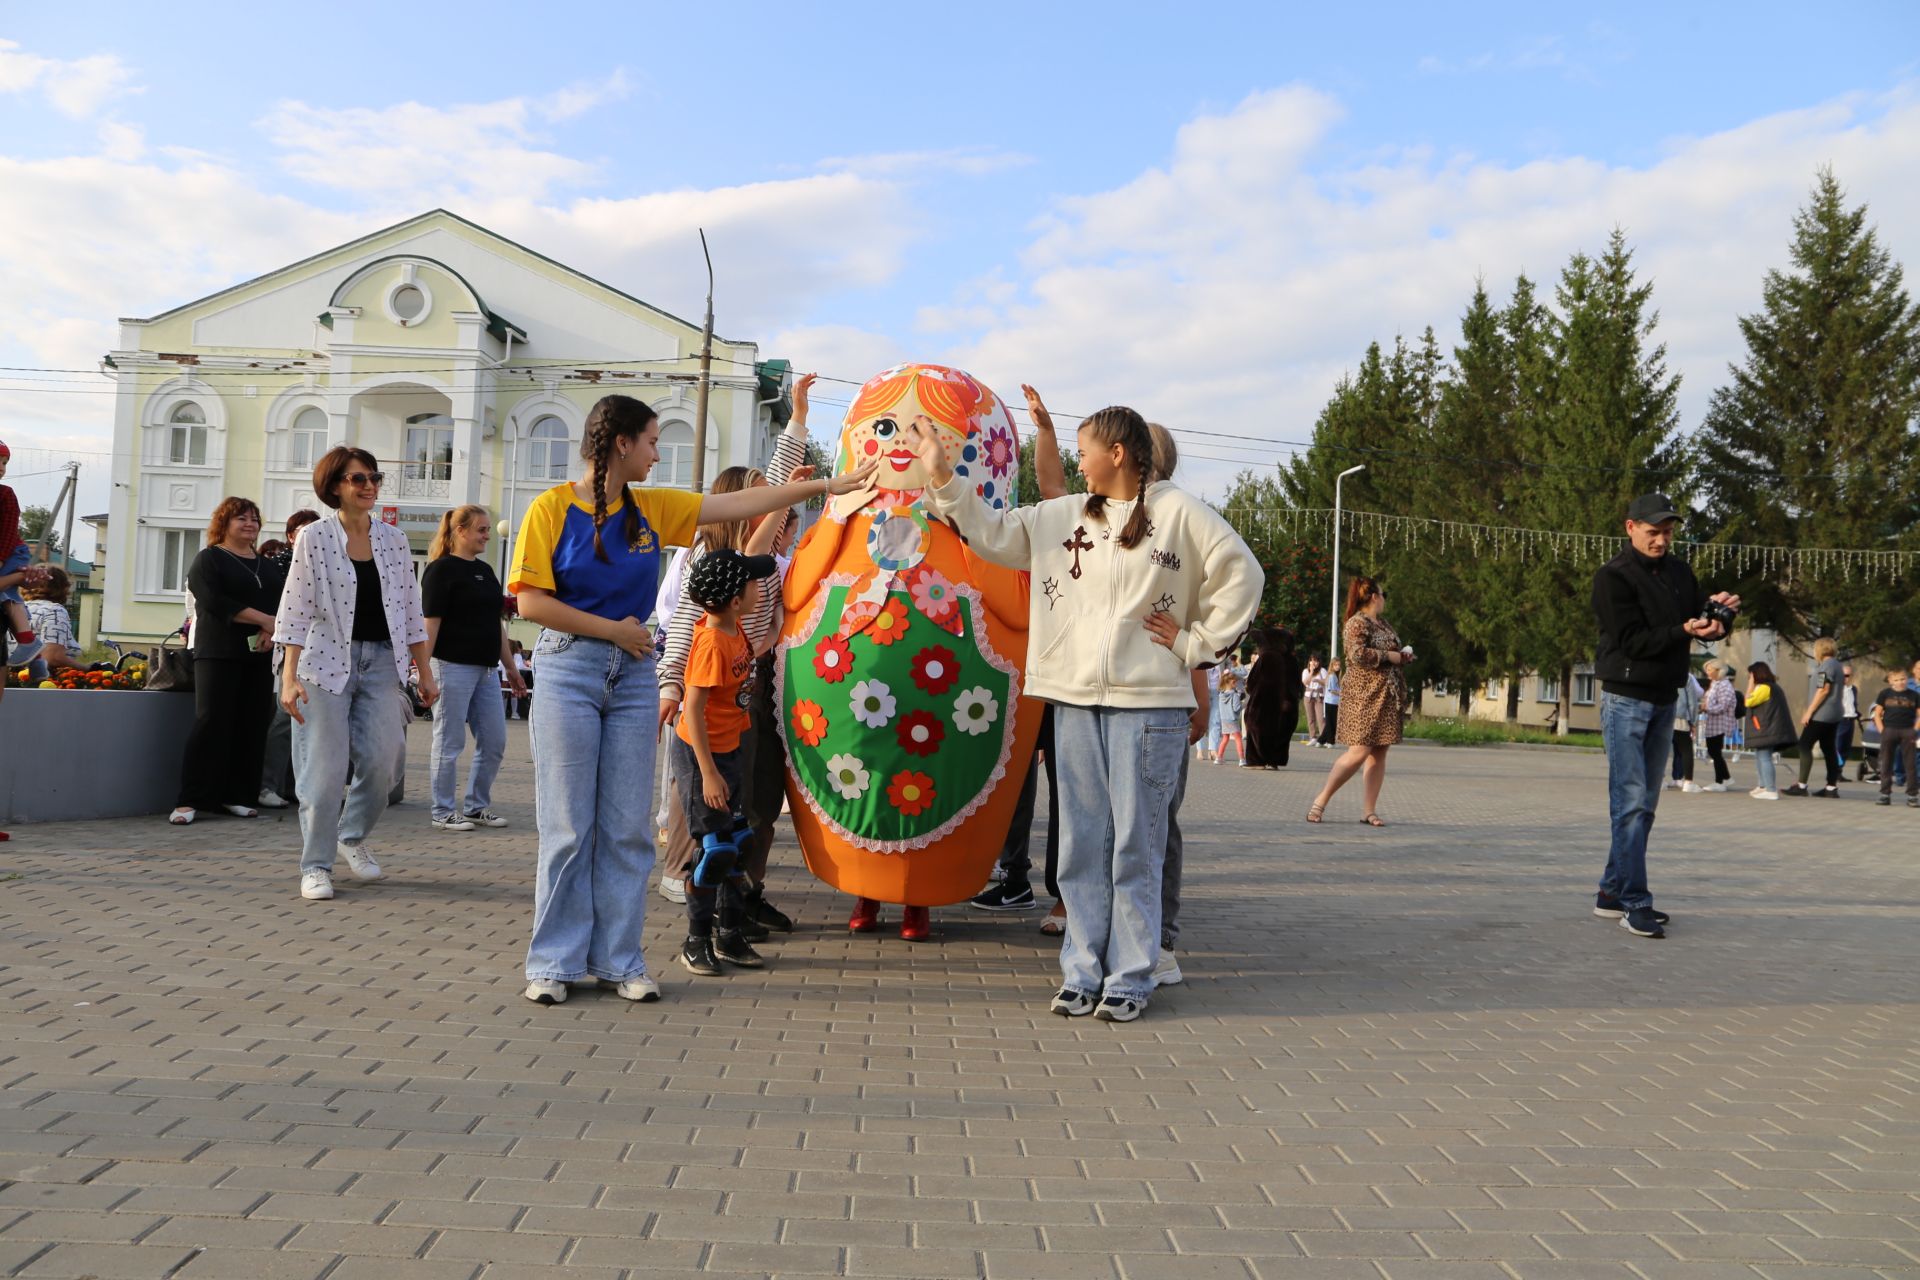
left=675, top=618, right=755, bottom=754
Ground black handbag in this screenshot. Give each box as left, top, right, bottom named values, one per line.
left=145, top=630, right=194, bottom=693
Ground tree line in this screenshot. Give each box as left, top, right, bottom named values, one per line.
left=1218, top=169, right=1920, bottom=725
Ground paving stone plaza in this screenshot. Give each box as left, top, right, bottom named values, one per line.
left=2, top=725, right=1917, bottom=1279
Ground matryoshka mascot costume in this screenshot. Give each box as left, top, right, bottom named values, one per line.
left=775, top=364, right=1042, bottom=940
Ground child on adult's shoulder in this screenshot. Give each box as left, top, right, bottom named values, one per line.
left=0, top=441, right=47, bottom=666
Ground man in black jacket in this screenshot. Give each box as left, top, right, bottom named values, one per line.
left=1589, top=493, right=1740, bottom=939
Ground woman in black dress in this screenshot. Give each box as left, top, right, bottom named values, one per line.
left=170, top=496, right=285, bottom=824
left=1242, top=627, right=1301, bottom=769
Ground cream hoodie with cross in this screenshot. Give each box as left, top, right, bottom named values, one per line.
left=925, top=476, right=1263, bottom=710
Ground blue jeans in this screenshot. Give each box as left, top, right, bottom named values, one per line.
left=429, top=659, right=506, bottom=821
left=1053, top=704, right=1190, bottom=1002
left=0, top=543, right=28, bottom=606
left=525, top=633, right=658, bottom=984
left=1755, top=748, right=1777, bottom=791
left=1599, top=691, right=1674, bottom=910
left=292, top=641, right=406, bottom=873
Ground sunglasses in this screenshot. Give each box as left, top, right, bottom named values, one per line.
left=343, top=471, right=386, bottom=488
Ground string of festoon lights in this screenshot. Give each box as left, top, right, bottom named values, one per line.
left=1220, top=507, right=1920, bottom=583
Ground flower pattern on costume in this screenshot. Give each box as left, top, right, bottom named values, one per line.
left=887, top=770, right=936, bottom=817
left=909, top=644, right=959, bottom=696
left=849, top=679, right=897, bottom=728
left=867, top=601, right=908, bottom=646
left=982, top=424, right=1016, bottom=477
left=792, top=699, right=829, bottom=747
left=825, top=753, right=871, bottom=801
left=908, top=567, right=958, bottom=623
left=896, top=710, right=944, bottom=758
left=812, top=634, right=854, bottom=683
left=951, top=686, right=1000, bottom=737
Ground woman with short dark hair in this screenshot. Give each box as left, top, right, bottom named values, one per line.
left=170, top=497, right=284, bottom=825
left=278, top=448, right=436, bottom=900
left=22, top=565, right=79, bottom=682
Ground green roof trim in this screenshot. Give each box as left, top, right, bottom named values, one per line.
left=756, top=359, right=792, bottom=428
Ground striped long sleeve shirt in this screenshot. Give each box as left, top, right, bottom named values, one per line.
left=656, top=423, right=810, bottom=702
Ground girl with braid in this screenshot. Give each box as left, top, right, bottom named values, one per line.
left=509, top=393, right=875, bottom=1005
left=911, top=406, right=1261, bottom=1022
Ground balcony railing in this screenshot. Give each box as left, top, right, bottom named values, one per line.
left=397, top=466, right=451, bottom=501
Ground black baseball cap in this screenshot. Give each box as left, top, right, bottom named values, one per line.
left=687, top=549, right=778, bottom=610
left=1627, top=493, right=1681, bottom=524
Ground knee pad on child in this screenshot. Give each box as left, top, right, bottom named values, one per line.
left=693, top=832, right=738, bottom=889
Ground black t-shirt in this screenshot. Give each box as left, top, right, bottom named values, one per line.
left=350, top=557, right=391, bottom=643
left=187, top=546, right=284, bottom=662
left=1875, top=686, right=1920, bottom=732
left=420, top=555, right=504, bottom=667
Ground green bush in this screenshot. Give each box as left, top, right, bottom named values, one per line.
left=1403, top=715, right=1604, bottom=749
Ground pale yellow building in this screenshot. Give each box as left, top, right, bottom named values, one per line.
left=100, top=210, right=791, bottom=642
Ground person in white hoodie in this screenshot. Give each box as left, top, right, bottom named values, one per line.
left=910, top=406, right=1262, bottom=1022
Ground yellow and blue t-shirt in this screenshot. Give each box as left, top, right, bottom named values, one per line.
left=509, top=483, right=703, bottom=623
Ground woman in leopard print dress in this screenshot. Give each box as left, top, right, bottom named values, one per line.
left=1308, top=577, right=1409, bottom=826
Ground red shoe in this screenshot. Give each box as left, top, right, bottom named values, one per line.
left=848, top=897, right=881, bottom=933
left=899, top=905, right=930, bottom=942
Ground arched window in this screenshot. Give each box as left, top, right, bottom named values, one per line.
left=656, top=420, right=693, bottom=489
left=524, top=415, right=572, bottom=481
left=167, top=401, right=208, bottom=466
left=290, top=406, right=328, bottom=470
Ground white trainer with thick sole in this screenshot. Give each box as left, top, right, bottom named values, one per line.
left=300, top=869, right=334, bottom=901
left=339, top=842, right=384, bottom=881
left=524, top=979, right=568, bottom=1005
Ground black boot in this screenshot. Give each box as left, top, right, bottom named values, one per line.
left=725, top=879, right=770, bottom=942
left=715, top=929, right=765, bottom=968
left=744, top=882, right=794, bottom=933
left=678, top=935, right=722, bottom=976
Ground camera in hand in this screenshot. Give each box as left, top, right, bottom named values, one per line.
left=1698, top=599, right=1738, bottom=629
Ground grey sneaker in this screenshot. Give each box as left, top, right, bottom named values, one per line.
left=658, top=876, right=687, bottom=904
left=1151, top=948, right=1184, bottom=987
left=338, top=841, right=384, bottom=881
left=257, top=789, right=290, bottom=809
left=524, top=979, right=568, bottom=1005
left=602, top=976, right=661, bottom=1002
left=464, top=810, right=509, bottom=828
left=431, top=815, right=476, bottom=832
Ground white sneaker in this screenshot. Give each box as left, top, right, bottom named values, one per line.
left=1753, top=789, right=1780, bottom=800
left=1152, top=948, right=1184, bottom=987
left=1681, top=781, right=1704, bottom=793
left=524, top=979, right=568, bottom=1005
left=603, top=976, right=661, bottom=1002
left=431, top=815, right=476, bottom=832
left=338, top=841, right=384, bottom=880
left=300, top=869, right=334, bottom=900
left=659, top=876, right=687, bottom=904
left=1662, top=778, right=1681, bottom=791
left=221, top=804, right=260, bottom=818
left=257, top=789, right=289, bottom=809
left=1704, top=782, right=1729, bottom=793
left=464, top=810, right=509, bottom=828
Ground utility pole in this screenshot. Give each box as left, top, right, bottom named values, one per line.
left=60, top=461, right=77, bottom=570
left=1330, top=465, right=1365, bottom=661
left=34, top=461, right=79, bottom=565
left=689, top=229, right=715, bottom=493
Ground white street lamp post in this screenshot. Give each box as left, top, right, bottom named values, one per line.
left=1331, top=465, right=1366, bottom=661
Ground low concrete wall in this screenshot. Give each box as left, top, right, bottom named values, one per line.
left=0, top=688, right=196, bottom=823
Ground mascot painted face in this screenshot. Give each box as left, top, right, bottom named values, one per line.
left=777, top=363, right=1041, bottom=930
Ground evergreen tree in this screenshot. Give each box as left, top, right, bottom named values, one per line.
left=1695, top=169, right=1920, bottom=657
left=1519, top=232, right=1684, bottom=728
left=1218, top=468, right=1329, bottom=656
left=1016, top=435, right=1084, bottom=504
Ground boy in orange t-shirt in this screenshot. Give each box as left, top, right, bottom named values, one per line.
left=670, top=548, right=779, bottom=976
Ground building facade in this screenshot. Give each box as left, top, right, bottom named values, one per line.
left=101, top=210, right=790, bottom=641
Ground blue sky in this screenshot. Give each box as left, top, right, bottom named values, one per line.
left=3, top=3, right=1918, bottom=527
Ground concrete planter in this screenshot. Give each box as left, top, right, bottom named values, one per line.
left=0, top=687, right=196, bottom=823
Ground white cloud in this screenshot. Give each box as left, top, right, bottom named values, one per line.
left=919, top=82, right=1920, bottom=497
left=815, top=147, right=1034, bottom=179
left=0, top=39, right=139, bottom=118
left=260, top=96, right=601, bottom=202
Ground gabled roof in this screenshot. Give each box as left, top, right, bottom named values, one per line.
left=121, top=208, right=727, bottom=342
